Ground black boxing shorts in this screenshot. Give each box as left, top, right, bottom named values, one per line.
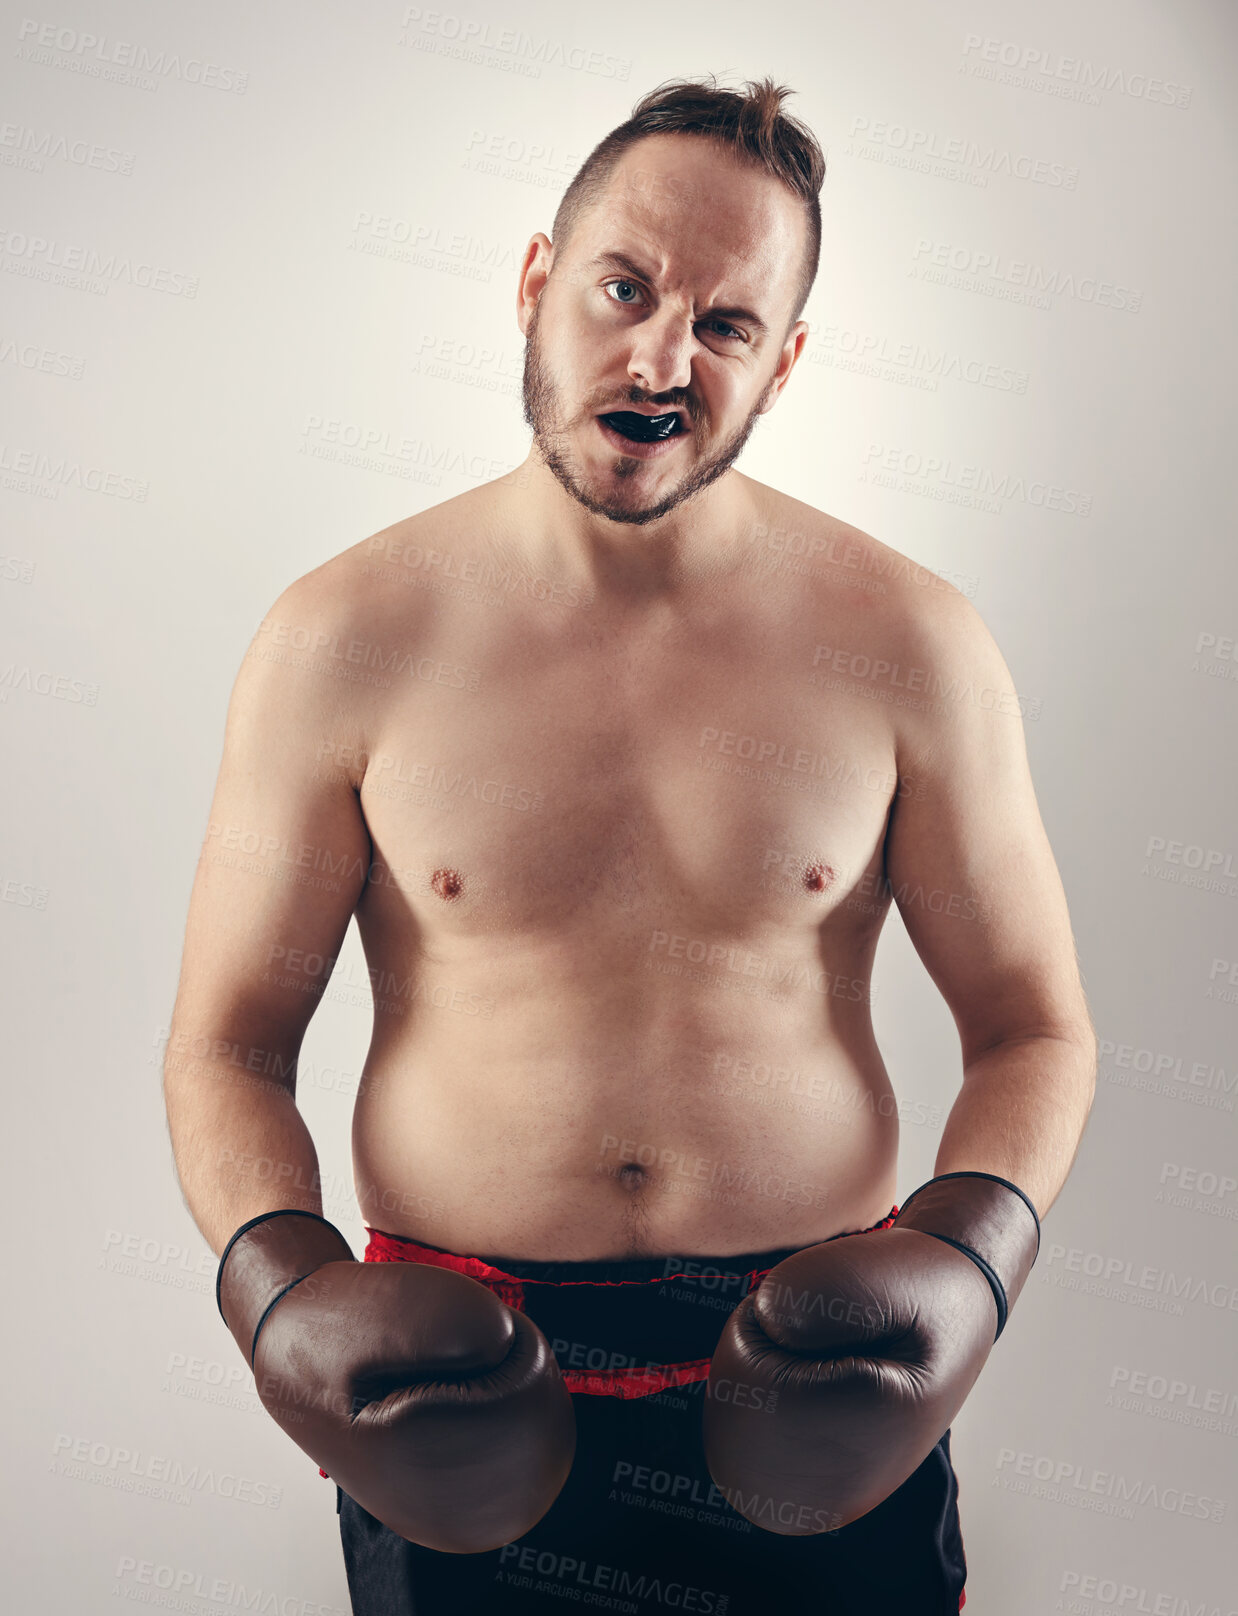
left=332, top=1209, right=969, bottom=1615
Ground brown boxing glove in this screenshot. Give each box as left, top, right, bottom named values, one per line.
left=217, top=1209, right=576, bottom=1551
left=703, top=1171, right=1040, bottom=1535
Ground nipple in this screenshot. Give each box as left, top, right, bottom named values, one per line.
left=431, top=867, right=463, bottom=900
left=803, top=861, right=835, bottom=893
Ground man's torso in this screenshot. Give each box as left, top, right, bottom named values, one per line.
left=309, top=474, right=936, bottom=1259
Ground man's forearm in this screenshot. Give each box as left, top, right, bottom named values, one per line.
left=930, top=1029, right=1098, bottom=1217
left=162, top=1033, right=326, bottom=1256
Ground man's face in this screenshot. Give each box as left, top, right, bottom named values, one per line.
left=519, top=133, right=808, bottom=528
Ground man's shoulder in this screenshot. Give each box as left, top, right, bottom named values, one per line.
left=233, top=497, right=490, bottom=783
left=748, top=480, right=984, bottom=637
left=272, top=489, right=490, bottom=632
left=786, top=500, right=1017, bottom=744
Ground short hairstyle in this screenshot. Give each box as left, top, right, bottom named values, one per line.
left=550, top=73, right=826, bottom=334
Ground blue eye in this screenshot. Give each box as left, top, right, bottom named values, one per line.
left=602, top=281, right=745, bottom=341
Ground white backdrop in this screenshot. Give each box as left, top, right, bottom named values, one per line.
left=3, top=1, right=1236, bottom=1611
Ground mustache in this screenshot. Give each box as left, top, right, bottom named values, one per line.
left=597, top=396, right=690, bottom=409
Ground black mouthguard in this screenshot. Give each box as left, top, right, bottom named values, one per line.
left=601, top=411, right=682, bottom=443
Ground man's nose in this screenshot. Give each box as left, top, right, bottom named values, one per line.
left=625, top=312, right=695, bottom=396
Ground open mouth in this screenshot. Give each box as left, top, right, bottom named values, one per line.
left=597, top=410, right=685, bottom=444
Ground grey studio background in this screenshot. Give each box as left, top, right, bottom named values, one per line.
left=3, top=1, right=1236, bottom=1611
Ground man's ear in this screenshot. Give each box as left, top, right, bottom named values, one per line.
left=758, top=320, right=810, bottom=415
left=517, top=233, right=554, bottom=336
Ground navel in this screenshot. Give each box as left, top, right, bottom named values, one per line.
left=430, top=867, right=464, bottom=901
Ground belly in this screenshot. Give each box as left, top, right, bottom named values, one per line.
left=349, top=932, right=900, bottom=1260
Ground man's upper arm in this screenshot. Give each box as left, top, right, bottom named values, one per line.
left=883, top=587, right=1091, bottom=1064
left=168, top=576, right=374, bottom=1074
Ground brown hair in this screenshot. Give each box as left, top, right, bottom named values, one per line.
left=550, top=74, right=826, bottom=333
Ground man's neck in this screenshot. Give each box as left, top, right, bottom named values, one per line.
left=500, top=453, right=758, bottom=599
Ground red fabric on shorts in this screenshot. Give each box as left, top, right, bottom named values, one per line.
left=360, top=1209, right=901, bottom=1397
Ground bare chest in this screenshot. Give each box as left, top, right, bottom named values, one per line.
left=352, top=590, right=901, bottom=948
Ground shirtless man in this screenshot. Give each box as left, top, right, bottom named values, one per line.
left=163, top=77, right=1096, bottom=1615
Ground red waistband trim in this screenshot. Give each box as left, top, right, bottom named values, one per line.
left=360, top=1210, right=899, bottom=1398
left=362, top=1210, right=900, bottom=1282
left=362, top=1215, right=899, bottom=1288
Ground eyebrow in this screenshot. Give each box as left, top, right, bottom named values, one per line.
left=583, top=249, right=771, bottom=338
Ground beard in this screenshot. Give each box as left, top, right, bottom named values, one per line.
left=520, top=296, right=775, bottom=528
